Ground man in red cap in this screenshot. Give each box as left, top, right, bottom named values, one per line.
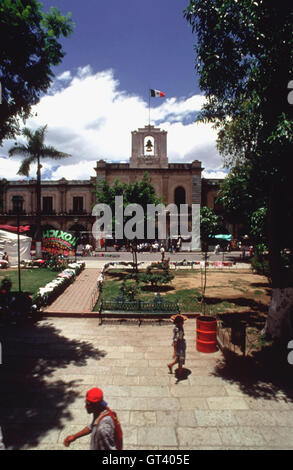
left=63, top=387, right=121, bottom=450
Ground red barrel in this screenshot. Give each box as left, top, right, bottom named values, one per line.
left=196, top=315, right=218, bottom=353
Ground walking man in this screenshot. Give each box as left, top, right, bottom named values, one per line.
left=63, top=388, right=122, bottom=450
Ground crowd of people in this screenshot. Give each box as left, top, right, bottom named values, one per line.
left=214, top=240, right=254, bottom=259
left=119, top=237, right=183, bottom=254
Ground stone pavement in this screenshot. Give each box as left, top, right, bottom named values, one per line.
left=43, top=268, right=101, bottom=316
left=1, top=316, right=293, bottom=450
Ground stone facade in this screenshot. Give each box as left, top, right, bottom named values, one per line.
left=0, top=125, right=224, bottom=248
left=95, top=125, right=202, bottom=208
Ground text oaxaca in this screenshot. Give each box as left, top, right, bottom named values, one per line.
left=42, top=229, right=78, bottom=247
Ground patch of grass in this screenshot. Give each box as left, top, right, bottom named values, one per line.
left=159, top=288, right=202, bottom=313
left=0, top=269, right=58, bottom=295
left=170, top=269, right=201, bottom=277
left=253, top=290, right=263, bottom=296
left=96, top=269, right=203, bottom=313
left=99, top=279, right=122, bottom=301
left=94, top=268, right=269, bottom=316
left=228, top=279, right=249, bottom=293
left=210, top=300, right=235, bottom=314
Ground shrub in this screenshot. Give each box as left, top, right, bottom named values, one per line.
left=1, top=276, right=12, bottom=292
left=250, top=256, right=270, bottom=277
left=119, top=279, right=141, bottom=301
left=139, top=261, right=174, bottom=289
left=45, top=254, right=70, bottom=272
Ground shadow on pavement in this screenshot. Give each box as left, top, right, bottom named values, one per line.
left=174, top=368, right=191, bottom=384
left=0, top=319, right=106, bottom=450
left=212, top=343, right=293, bottom=402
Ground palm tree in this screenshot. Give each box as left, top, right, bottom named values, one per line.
left=9, top=125, right=70, bottom=254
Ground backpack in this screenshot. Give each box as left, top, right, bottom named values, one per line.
left=95, top=407, right=123, bottom=450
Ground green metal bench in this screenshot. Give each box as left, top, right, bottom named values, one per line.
left=98, top=293, right=180, bottom=325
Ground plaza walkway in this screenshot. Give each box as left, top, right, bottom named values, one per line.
left=43, top=268, right=101, bottom=316
left=1, top=316, right=293, bottom=450
left=1, top=257, right=293, bottom=450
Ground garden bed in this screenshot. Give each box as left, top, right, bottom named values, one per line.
left=0, top=262, right=85, bottom=309
left=94, top=268, right=271, bottom=353
left=95, top=268, right=270, bottom=315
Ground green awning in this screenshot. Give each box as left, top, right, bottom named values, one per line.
left=209, top=234, right=232, bottom=241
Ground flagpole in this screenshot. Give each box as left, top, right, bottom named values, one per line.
left=148, top=89, right=151, bottom=126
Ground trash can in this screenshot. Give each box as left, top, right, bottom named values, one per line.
left=196, top=315, right=218, bottom=353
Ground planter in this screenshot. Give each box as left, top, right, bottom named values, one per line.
left=196, top=315, right=218, bottom=353
left=32, top=261, right=85, bottom=308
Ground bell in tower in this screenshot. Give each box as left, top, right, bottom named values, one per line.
left=130, top=125, right=168, bottom=168
left=144, top=136, right=154, bottom=155
left=146, top=139, right=153, bottom=152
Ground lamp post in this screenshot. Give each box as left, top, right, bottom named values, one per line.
left=12, top=195, right=24, bottom=293
left=74, top=217, right=79, bottom=262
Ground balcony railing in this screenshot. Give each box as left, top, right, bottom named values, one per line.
left=0, top=210, right=92, bottom=217
left=8, top=210, right=26, bottom=215
left=41, top=210, right=56, bottom=215
left=68, top=209, right=88, bottom=215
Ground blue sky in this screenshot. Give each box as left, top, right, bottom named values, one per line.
left=0, top=0, right=227, bottom=181
left=42, top=0, right=201, bottom=100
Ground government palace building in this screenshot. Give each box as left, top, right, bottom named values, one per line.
left=0, top=125, right=226, bottom=250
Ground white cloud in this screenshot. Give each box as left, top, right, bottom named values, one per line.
left=152, top=95, right=206, bottom=123
left=0, top=66, right=225, bottom=180
left=0, top=157, right=24, bottom=180
left=202, top=170, right=229, bottom=179
left=57, top=70, right=72, bottom=81
left=51, top=161, right=97, bottom=180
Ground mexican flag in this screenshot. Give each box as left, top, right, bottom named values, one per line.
left=150, top=89, right=165, bottom=97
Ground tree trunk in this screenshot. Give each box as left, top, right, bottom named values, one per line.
left=264, top=287, right=293, bottom=344
left=263, top=185, right=293, bottom=344
left=35, top=155, right=42, bottom=257
left=260, top=49, right=293, bottom=344
left=132, top=246, right=138, bottom=274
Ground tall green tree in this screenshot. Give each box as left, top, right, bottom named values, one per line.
left=200, top=206, right=219, bottom=253
left=94, top=173, right=162, bottom=272
left=216, top=165, right=254, bottom=235
left=216, top=163, right=268, bottom=241
left=9, top=125, right=70, bottom=250
left=0, top=0, right=74, bottom=143
left=200, top=206, right=219, bottom=309
left=184, top=0, right=293, bottom=343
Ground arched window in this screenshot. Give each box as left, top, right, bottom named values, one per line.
left=174, top=186, right=186, bottom=207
